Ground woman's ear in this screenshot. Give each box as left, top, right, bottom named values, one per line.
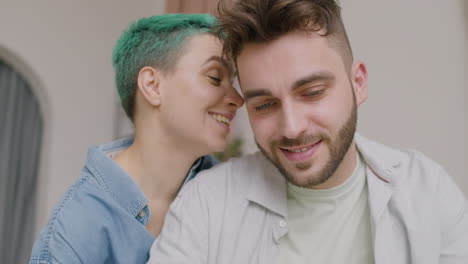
left=351, top=61, right=368, bottom=106
left=137, top=66, right=162, bottom=107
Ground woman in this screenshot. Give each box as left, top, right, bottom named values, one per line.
left=29, top=14, right=243, bottom=264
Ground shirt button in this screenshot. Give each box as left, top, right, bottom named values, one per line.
left=279, top=220, right=287, bottom=228
left=138, top=210, right=146, bottom=218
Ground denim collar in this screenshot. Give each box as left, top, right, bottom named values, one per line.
left=84, top=137, right=217, bottom=219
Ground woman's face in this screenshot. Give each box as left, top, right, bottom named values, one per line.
left=159, top=34, right=244, bottom=155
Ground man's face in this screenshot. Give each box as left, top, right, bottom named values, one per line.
left=237, top=31, right=367, bottom=188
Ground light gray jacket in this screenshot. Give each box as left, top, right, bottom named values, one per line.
left=149, top=134, right=468, bottom=264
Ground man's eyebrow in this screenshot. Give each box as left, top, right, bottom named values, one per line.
left=243, top=72, right=334, bottom=101
left=244, top=89, right=272, bottom=100
left=203, top=56, right=235, bottom=77
left=292, top=71, right=335, bottom=90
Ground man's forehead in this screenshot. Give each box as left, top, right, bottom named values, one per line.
left=238, top=37, right=342, bottom=75
left=241, top=31, right=328, bottom=53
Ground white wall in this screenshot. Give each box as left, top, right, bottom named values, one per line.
left=237, top=0, right=468, bottom=196
left=0, top=0, right=166, bottom=237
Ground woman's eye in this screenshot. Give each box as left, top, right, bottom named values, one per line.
left=255, top=102, right=276, bottom=112
left=208, top=76, right=222, bottom=86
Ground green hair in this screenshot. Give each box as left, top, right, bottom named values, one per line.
left=112, top=13, right=217, bottom=121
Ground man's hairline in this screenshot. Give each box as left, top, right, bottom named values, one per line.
left=233, top=31, right=354, bottom=96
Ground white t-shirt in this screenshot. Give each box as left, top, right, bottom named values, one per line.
left=276, top=154, right=374, bottom=264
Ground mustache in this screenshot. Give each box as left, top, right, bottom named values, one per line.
left=273, top=134, right=321, bottom=148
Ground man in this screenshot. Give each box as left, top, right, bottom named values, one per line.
left=148, top=1, right=468, bottom=263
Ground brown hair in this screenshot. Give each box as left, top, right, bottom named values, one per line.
left=216, top=0, right=353, bottom=67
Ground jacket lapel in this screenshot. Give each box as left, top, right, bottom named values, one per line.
left=356, top=134, right=410, bottom=263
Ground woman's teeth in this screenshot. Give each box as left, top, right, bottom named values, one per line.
left=210, top=114, right=231, bottom=125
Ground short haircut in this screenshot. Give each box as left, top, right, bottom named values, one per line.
left=216, top=0, right=353, bottom=67
left=112, top=14, right=217, bottom=121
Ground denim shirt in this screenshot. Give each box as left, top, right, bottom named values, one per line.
left=29, top=138, right=218, bottom=264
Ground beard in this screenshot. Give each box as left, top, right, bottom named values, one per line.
left=256, top=98, right=357, bottom=188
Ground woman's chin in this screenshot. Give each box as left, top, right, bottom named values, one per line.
left=207, top=140, right=228, bottom=155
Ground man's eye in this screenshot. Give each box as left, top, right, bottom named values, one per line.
left=255, top=102, right=276, bottom=112
left=304, top=90, right=324, bottom=97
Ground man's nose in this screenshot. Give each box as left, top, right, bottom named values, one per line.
left=280, top=102, right=307, bottom=140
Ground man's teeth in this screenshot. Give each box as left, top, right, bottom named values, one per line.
left=210, top=114, right=231, bottom=125
left=288, top=147, right=310, bottom=153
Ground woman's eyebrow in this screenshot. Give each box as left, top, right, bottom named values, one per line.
left=203, top=56, right=235, bottom=76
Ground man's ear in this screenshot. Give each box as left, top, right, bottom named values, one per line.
left=350, top=61, right=368, bottom=106
left=137, top=66, right=162, bottom=107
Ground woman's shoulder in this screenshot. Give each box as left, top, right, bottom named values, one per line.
left=30, top=172, right=111, bottom=262
left=31, top=170, right=152, bottom=263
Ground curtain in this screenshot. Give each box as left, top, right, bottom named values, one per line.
left=0, top=61, right=43, bottom=263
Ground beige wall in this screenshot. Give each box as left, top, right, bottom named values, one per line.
left=0, top=0, right=166, bottom=236
left=237, top=0, right=468, bottom=196
left=167, top=0, right=220, bottom=14
left=342, top=0, right=468, bottom=195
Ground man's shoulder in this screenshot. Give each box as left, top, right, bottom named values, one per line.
left=358, top=134, right=454, bottom=195
left=392, top=148, right=447, bottom=196
left=198, top=151, right=262, bottom=180
left=180, top=152, right=264, bottom=197
left=357, top=134, right=445, bottom=176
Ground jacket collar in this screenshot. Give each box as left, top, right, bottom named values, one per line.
left=355, top=134, right=407, bottom=226
left=85, top=137, right=215, bottom=219
left=246, top=133, right=406, bottom=219
left=355, top=133, right=406, bottom=184
left=85, top=137, right=148, bottom=218
left=246, top=153, right=288, bottom=217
